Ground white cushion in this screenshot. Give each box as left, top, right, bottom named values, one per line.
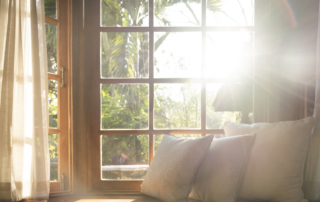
left=189, top=134, right=256, bottom=202
left=224, top=117, right=314, bottom=202
left=141, top=135, right=213, bottom=202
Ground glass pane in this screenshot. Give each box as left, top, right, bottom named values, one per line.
left=45, top=0, right=57, bottom=19
left=101, top=84, right=149, bottom=129
left=154, top=84, right=201, bottom=129
left=46, top=23, right=58, bottom=74
left=207, top=0, right=254, bottom=26
left=101, top=0, right=149, bottom=26
left=154, top=0, right=201, bottom=26
left=206, top=31, right=253, bottom=78
left=48, top=79, right=58, bottom=128
left=154, top=32, right=201, bottom=78
left=154, top=134, right=201, bottom=154
left=101, top=135, right=149, bottom=180
left=206, top=83, right=253, bottom=129
left=49, top=133, right=58, bottom=181
left=101, top=32, right=149, bottom=78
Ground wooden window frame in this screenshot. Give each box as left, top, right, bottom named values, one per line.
left=84, top=0, right=270, bottom=192
left=45, top=0, right=72, bottom=194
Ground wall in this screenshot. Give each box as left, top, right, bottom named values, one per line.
left=267, top=0, right=319, bottom=122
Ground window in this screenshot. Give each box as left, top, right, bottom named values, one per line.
left=45, top=0, right=71, bottom=193
left=85, top=0, right=255, bottom=190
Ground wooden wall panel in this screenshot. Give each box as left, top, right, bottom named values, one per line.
left=267, top=0, right=319, bottom=122
left=71, top=0, right=88, bottom=196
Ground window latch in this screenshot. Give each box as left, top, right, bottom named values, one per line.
left=60, top=173, right=66, bottom=191
left=60, top=67, right=66, bottom=88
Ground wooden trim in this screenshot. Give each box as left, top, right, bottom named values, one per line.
left=67, top=0, right=74, bottom=195
left=201, top=0, right=206, bottom=27
left=148, top=0, right=154, bottom=163
left=148, top=134, right=154, bottom=163
left=46, top=16, right=59, bottom=25
left=56, top=0, right=60, bottom=20
left=148, top=6, right=154, bottom=131
left=49, top=182, right=61, bottom=193
left=149, top=0, right=154, bottom=28
left=58, top=0, right=71, bottom=193
left=84, top=0, right=101, bottom=191
left=99, top=129, right=224, bottom=135
left=201, top=81, right=206, bottom=134
left=71, top=0, right=88, bottom=195
left=99, top=78, right=254, bottom=84
left=49, top=128, right=60, bottom=134
left=200, top=0, right=207, bottom=135
left=48, top=73, right=60, bottom=80
left=46, top=0, right=72, bottom=195
left=99, top=26, right=255, bottom=32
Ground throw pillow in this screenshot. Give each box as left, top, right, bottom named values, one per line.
left=141, top=135, right=213, bottom=202
left=224, top=117, right=314, bottom=202
left=189, top=134, right=256, bottom=202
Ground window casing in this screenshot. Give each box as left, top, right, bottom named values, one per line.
left=84, top=0, right=266, bottom=191
left=45, top=0, right=71, bottom=193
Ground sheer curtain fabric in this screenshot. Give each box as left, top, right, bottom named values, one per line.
left=304, top=2, right=320, bottom=201
left=0, top=0, right=50, bottom=200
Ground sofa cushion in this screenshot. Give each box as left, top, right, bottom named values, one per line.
left=141, top=135, right=213, bottom=202
left=224, top=117, right=314, bottom=202
left=189, top=134, right=256, bottom=202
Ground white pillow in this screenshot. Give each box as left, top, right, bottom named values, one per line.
left=141, top=135, right=213, bottom=202
left=224, top=117, right=314, bottom=202
left=189, top=134, right=256, bottom=202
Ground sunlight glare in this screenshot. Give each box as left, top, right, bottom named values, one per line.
left=206, top=29, right=253, bottom=78
left=154, top=32, right=201, bottom=78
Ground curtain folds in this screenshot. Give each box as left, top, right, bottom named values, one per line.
left=304, top=2, right=320, bottom=201
left=0, top=0, right=49, bottom=200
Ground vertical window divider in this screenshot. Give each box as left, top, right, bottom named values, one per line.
left=149, top=0, right=155, bottom=163
left=201, top=36, right=206, bottom=137
left=201, top=0, right=206, bottom=28
left=201, top=0, right=207, bottom=137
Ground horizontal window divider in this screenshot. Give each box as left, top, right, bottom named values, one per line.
left=204, top=78, right=255, bottom=83
left=45, top=16, right=59, bottom=25
left=49, top=128, right=60, bottom=134
left=99, top=78, right=254, bottom=84
left=99, top=27, right=150, bottom=32
left=100, top=78, right=201, bottom=83
left=48, top=73, right=60, bottom=80
left=99, top=26, right=255, bottom=32
left=99, top=129, right=224, bottom=135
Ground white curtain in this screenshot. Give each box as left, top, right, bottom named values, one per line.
left=0, top=0, right=50, bottom=201
left=304, top=2, right=320, bottom=201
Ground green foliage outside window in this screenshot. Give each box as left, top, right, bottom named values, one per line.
left=101, top=135, right=149, bottom=165
left=101, top=84, right=149, bottom=129
left=99, top=0, right=249, bottom=167
left=44, top=0, right=57, bottom=19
